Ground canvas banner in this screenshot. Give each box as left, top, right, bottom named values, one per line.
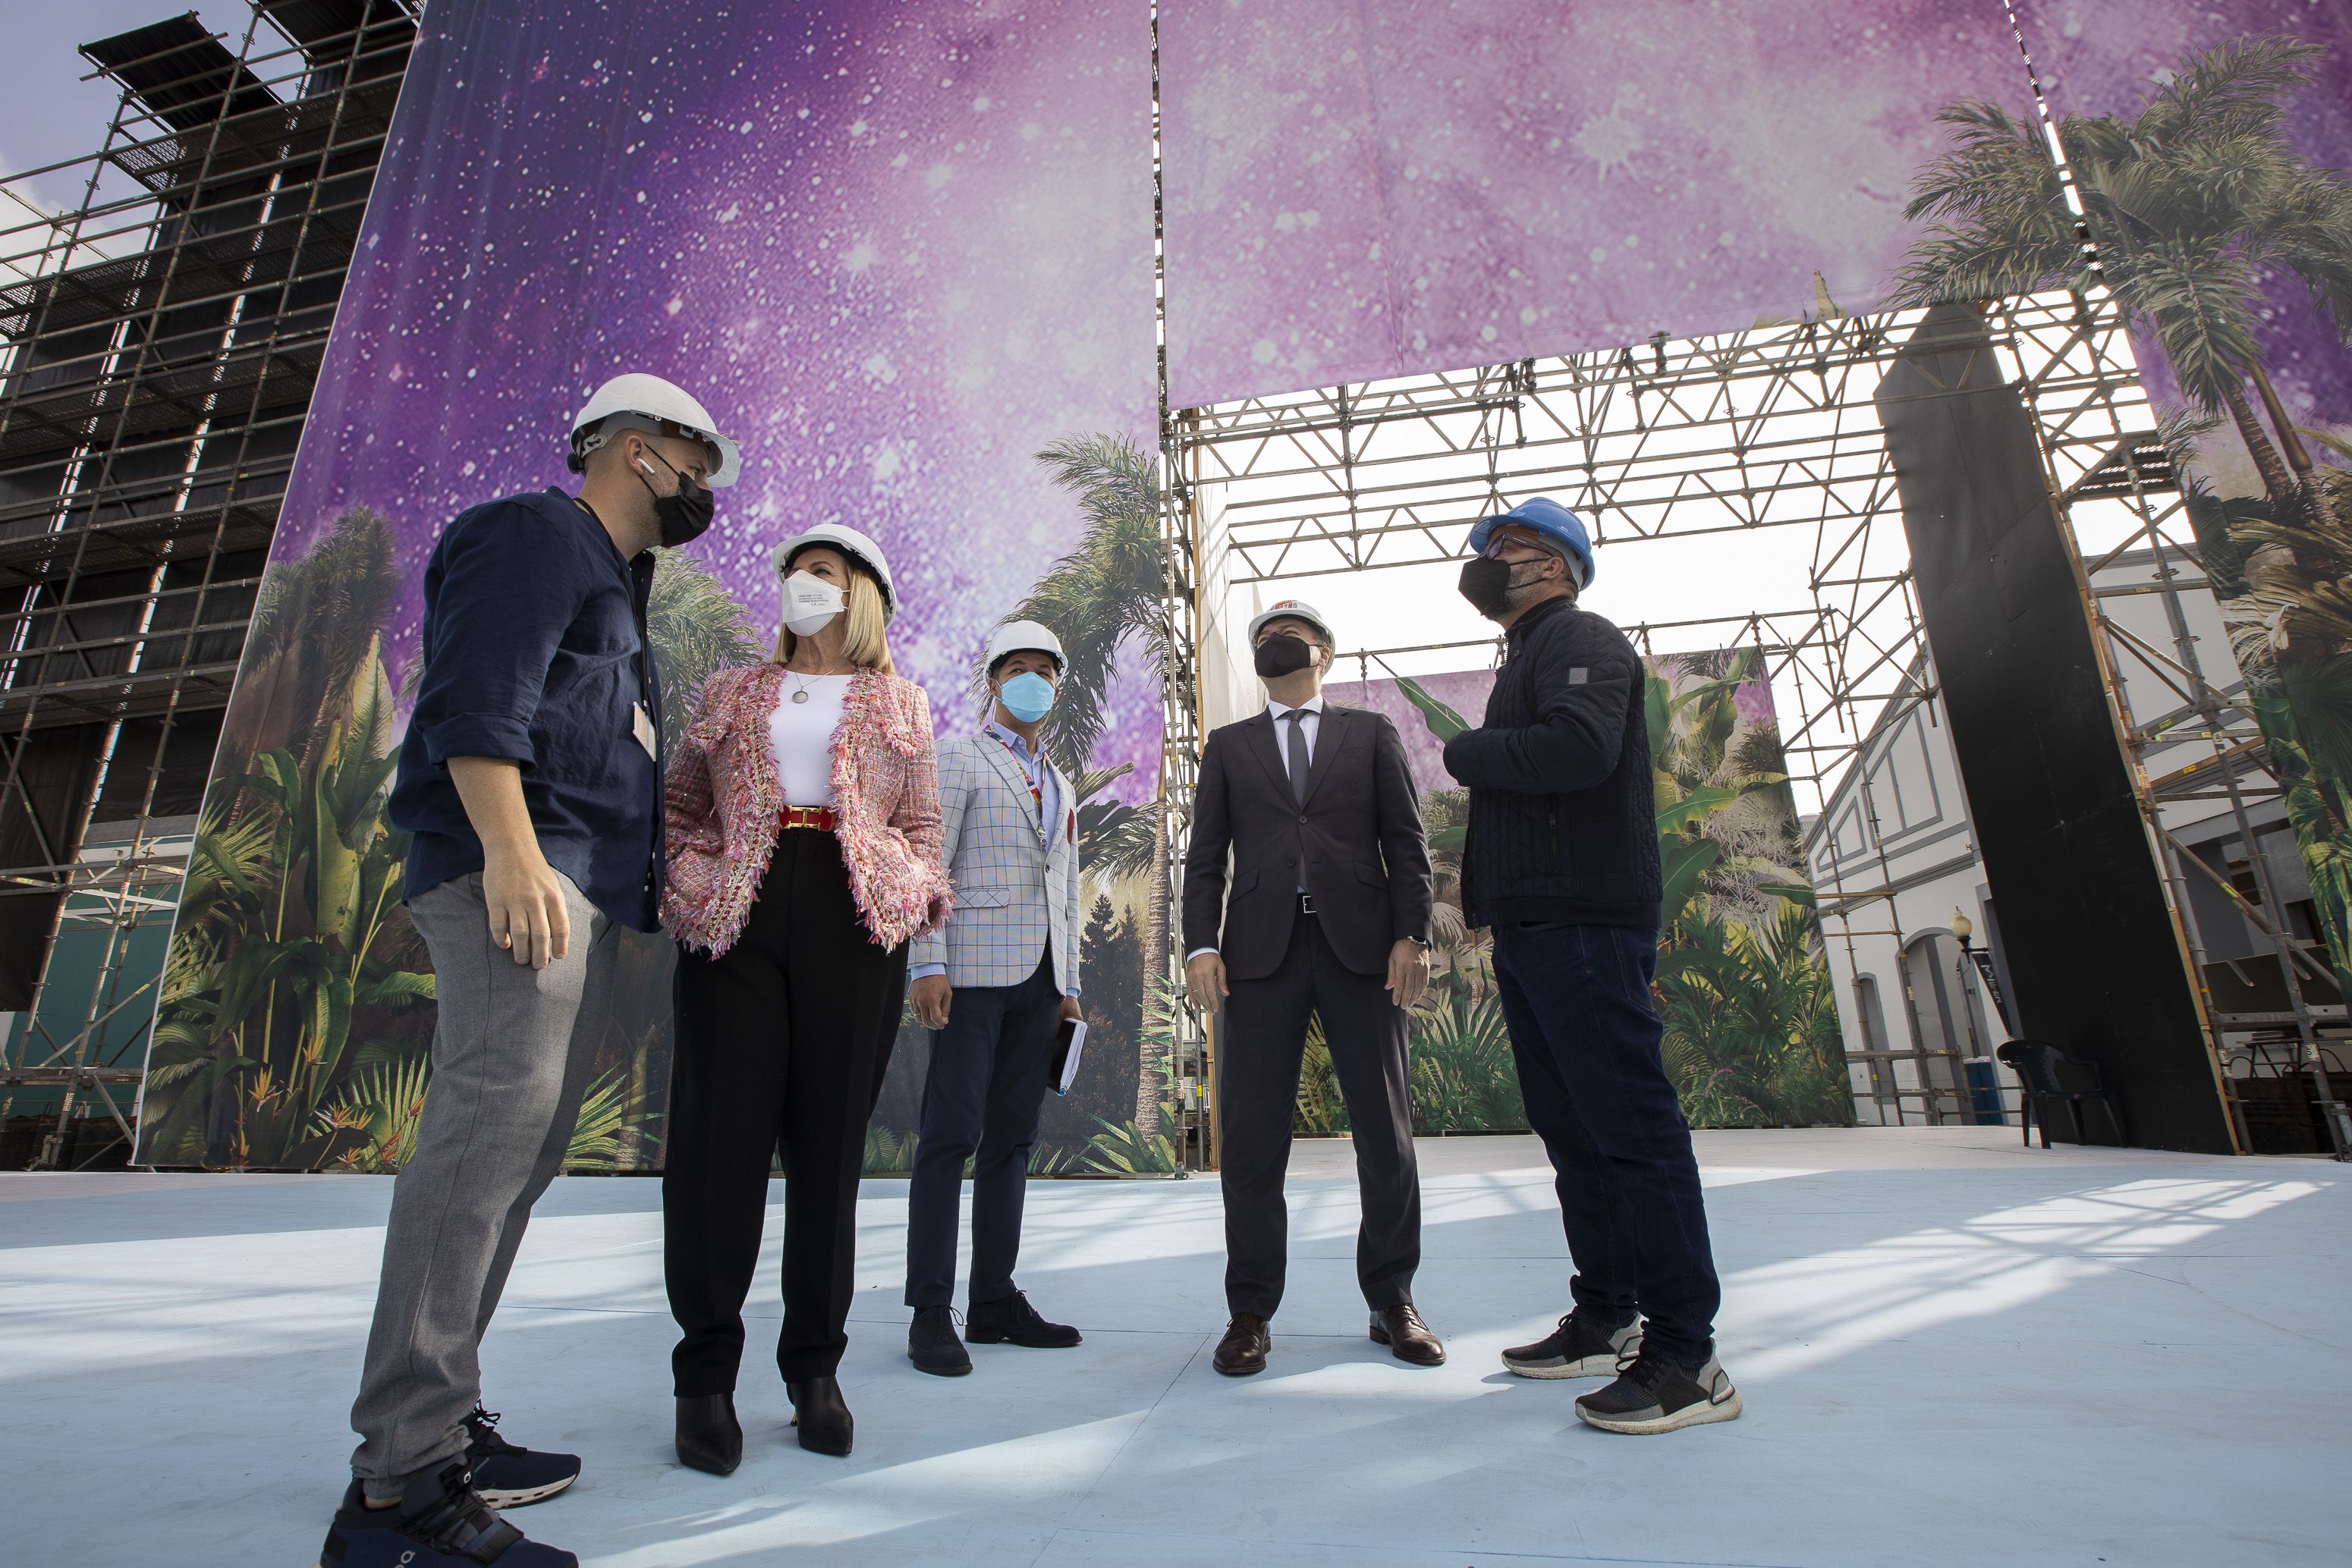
left=134, top=0, right=1162, bottom=1173
left=1159, top=0, right=2030, bottom=408
left=1324, top=652, right=1848, bottom=1132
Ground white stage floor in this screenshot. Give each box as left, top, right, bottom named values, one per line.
left=2, top=1128, right=2344, bottom=1567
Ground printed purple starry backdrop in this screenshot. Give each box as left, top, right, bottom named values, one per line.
left=1159, top=0, right=2031, bottom=408
left=134, top=0, right=1161, bottom=1172
left=283, top=0, right=1159, bottom=773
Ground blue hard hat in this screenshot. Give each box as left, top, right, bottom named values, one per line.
left=1467, top=497, right=1594, bottom=589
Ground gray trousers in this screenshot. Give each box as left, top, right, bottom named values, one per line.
left=349, top=871, right=615, bottom=1496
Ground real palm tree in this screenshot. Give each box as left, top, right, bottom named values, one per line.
left=1891, top=35, right=2352, bottom=507
left=1016, top=432, right=1177, bottom=1133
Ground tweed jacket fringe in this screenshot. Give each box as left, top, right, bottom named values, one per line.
left=662, top=662, right=951, bottom=957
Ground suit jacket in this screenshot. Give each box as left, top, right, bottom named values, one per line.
left=908, top=731, right=1083, bottom=993
left=1182, top=701, right=1433, bottom=981
left=661, top=663, right=951, bottom=957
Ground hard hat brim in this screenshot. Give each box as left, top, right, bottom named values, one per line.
left=1247, top=603, right=1336, bottom=646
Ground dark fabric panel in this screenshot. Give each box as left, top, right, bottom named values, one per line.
left=90, top=709, right=227, bottom=825
left=0, top=724, right=106, bottom=1010
left=1876, top=304, right=2233, bottom=1153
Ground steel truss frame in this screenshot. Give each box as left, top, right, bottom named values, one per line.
left=0, top=2, right=418, bottom=1169
left=1158, top=288, right=2338, bottom=1152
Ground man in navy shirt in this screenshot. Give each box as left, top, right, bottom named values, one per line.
left=325, top=374, right=740, bottom=1568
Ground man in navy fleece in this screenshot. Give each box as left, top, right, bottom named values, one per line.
left=1443, top=496, right=1744, bottom=1437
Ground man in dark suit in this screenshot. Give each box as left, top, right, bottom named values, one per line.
left=1182, top=599, right=1441, bottom=1376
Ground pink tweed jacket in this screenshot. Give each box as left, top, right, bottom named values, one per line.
left=662, top=662, right=951, bottom=957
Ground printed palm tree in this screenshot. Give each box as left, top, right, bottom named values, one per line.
left=220, top=506, right=401, bottom=811
left=648, top=549, right=764, bottom=753
left=1011, top=432, right=1177, bottom=1133
left=1894, top=35, right=2352, bottom=995
left=1891, top=34, right=2352, bottom=509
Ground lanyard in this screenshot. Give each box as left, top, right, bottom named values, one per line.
left=986, top=727, right=1045, bottom=818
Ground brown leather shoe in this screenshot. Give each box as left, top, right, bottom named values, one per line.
left=1370, top=1303, right=1446, bottom=1366
left=1212, top=1313, right=1270, bottom=1376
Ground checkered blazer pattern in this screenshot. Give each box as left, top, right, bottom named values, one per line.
left=909, top=732, right=1082, bottom=993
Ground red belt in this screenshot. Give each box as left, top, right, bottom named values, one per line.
left=780, top=806, right=838, bottom=832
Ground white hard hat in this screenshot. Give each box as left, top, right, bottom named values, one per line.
left=568, top=372, right=742, bottom=488
left=1247, top=598, right=1335, bottom=646
left=985, top=619, right=1065, bottom=674
left=772, top=524, right=897, bottom=619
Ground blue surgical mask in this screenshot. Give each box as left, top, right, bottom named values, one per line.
left=998, top=671, right=1057, bottom=724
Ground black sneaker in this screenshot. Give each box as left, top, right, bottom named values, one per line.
left=909, top=1306, right=973, bottom=1376
left=1501, top=1311, right=1643, bottom=1379
left=966, top=1290, right=1082, bottom=1348
left=463, top=1405, right=580, bottom=1507
left=319, top=1463, right=577, bottom=1568
left=1574, top=1350, right=1743, bottom=1434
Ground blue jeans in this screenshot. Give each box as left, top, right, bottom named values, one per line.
left=1492, top=921, right=1720, bottom=1365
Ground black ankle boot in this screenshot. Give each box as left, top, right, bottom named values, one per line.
left=675, top=1393, right=742, bottom=1475
left=785, top=1376, right=853, bottom=1456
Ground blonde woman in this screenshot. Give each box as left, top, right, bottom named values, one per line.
left=659, top=524, right=949, bottom=1472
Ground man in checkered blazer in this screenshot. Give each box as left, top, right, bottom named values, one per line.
left=902, top=620, right=1086, bottom=1375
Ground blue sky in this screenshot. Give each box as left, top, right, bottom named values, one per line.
left=3, top=5, right=286, bottom=210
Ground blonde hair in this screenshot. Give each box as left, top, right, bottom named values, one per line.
left=781, top=564, right=893, bottom=671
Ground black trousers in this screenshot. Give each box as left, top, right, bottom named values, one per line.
left=902, top=947, right=1062, bottom=1309
left=665, top=828, right=908, bottom=1391
left=1492, top=921, right=1720, bottom=1365
left=1218, top=911, right=1420, bottom=1319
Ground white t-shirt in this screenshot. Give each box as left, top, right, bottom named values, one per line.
left=767, top=673, right=851, bottom=807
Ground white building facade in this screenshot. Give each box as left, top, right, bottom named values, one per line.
left=1804, top=550, right=2332, bottom=1127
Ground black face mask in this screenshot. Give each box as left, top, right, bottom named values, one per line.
left=1458, top=555, right=1542, bottom=618
left=636, top=449, right=715, bottom=547
left=1253, top=633, right=1317, bottom=678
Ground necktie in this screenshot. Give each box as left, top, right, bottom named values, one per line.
left=1284, top=709, right=1312, bottom=809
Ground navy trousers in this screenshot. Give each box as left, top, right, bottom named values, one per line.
left=903, top=947, right=1063, bottom=1309
left=1491, top=921, right=1720, bottom=1365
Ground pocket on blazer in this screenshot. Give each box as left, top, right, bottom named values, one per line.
left=956, top=884, right=1015, bottom=909
left=1228, top=867, right=1262, bottom=900
left=1354, top=861, right=1388, bottom=891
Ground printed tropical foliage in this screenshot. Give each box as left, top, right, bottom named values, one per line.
left=1302, top=654, right=1846, bottom=1133
left=1011, top=432, right=1175, bottom=1135
left=1898, top=33, right=2352, bottom=999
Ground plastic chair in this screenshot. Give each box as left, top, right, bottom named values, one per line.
left=1996, top=1039, right=2128, bottom=1148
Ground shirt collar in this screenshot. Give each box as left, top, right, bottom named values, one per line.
left=1266, top=695, right=1325, bottom=720
left=983, top=718, right=1044, bottom=765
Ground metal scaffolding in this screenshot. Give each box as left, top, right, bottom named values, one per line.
left=1156, top=287, right=2339, bottom=1152
left=0, top=2, right=418, bottom=1169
